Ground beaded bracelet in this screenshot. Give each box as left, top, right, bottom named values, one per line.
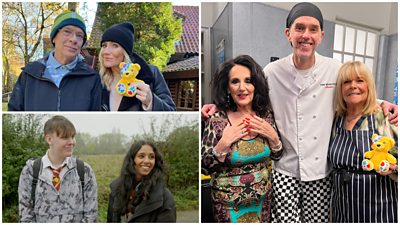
left=270, top=141, right=283, bottom=152
left=212, top=148, right=228, bottom=158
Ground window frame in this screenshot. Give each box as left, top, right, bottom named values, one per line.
left=177, top=80, right=196, bottom=111
left=333, top=21, right=380, bottom=74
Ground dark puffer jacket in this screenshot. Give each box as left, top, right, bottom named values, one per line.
left=107, top=178, right=176, bottom=223
left=101, top=53, right=176, bottom=111
left=8, top=54, right=102, bottom=111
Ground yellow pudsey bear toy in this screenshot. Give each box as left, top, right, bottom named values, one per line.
left=116, top=62, right=144, bottom=97
left=362, top=134, right=397, bottom=173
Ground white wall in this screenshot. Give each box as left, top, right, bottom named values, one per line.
left=389, top=3, right=398, bottom=34
left=201, top=2, right=227, bottom=28
left=202, top=2, right=398, bottom=35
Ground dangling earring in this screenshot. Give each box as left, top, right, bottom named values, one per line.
left=226, top=92, right=230, bottom=106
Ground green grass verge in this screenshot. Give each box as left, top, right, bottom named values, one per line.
left=78, top=154, right=124, bottom=222
left=78, top=154, right=198, bottom=222
left=3, top=154, right=198, bottom=222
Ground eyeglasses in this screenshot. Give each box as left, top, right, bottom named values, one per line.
left=59, top=28, right=85, bottom=42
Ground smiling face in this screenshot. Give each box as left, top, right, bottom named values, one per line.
left=335, top=61, right=378, bottom=115
left=53, top=25, right=84, bottom=64
left=133, top=144, right=156, bottom=181
left=46, top=132, right=76, bottom=159
left=100, top=41, right=125, bottom=71
left=228, top=64, right=254, bottom=109
left=341, top=75, right=368, bottom=107
left=285, top=16, right=324, bottom=61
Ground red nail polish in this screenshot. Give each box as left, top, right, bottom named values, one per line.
left=245, top=117, right=250, bottom=120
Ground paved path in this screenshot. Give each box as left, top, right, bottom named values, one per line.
left=177, top=210, right=199, bottom=223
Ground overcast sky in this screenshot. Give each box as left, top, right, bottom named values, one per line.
left=30, top=113, right=198, bottom=137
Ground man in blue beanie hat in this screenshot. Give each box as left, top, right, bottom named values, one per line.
left=8, top=11, right=102, bottom=111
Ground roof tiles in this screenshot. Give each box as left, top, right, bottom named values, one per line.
left=164, top=56, right=199, bottom=72
left=86, top=5, right=199, bottom=54
left=173, top=6, right=199, bottom=54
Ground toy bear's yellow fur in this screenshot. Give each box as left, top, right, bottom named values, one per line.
left=115, top=62, right=144, bottom=97
left=362, top=134, right=397, bottom=173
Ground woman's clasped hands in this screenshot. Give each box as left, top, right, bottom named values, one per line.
left=245, top=114, right=281, bottom=147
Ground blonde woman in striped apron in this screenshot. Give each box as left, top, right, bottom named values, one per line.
left=328, top=61, right=398, bottom=222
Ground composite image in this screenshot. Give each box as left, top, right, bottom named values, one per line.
left=1, top=1, right=399, bottom=223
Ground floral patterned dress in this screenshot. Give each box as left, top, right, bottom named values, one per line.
left=201, top=111, right=281, bottom=222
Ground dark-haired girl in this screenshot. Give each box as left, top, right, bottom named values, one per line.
left=201, top=55, right=283, bottom=222
left=107, top=141, right=176, bottom=222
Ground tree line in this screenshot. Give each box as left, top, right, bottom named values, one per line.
left=2, top=2, right=182, bottom=94
left=2, top=114, right=198, bottom=222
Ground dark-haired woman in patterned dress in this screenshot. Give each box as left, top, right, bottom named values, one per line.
left=201, top=55, right=283, bottom=222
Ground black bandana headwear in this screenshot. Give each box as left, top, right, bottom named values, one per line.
left=286, top=2, right=324, bottom=30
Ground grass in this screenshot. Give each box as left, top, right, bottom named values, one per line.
left=3, top=103, right=7, bottom=111
left=78, top=154, right=124, bottom=222
left=78, top=154, right=198, bottom=222
left=3, top=154, right=198, bottom=222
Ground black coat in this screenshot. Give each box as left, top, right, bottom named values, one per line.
left=101, top=53, right=176, bottom=111
left=107, top=178, right=176, bottom=223
left=8, top=54, right=102, bottom=111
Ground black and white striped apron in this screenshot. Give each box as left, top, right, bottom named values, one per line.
left=329, top=114, right=397, bottom=223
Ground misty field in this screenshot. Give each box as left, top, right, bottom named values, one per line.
left=79, top=154, right=198, bottom=222
left=78, top=154, right=124, bottom=222
left=3, top=114, right=199, bottom=222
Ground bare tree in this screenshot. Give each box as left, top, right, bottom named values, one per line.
left=2, top=2, right=65, bottom=65
left=2, top=2, right=66, bottom=93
